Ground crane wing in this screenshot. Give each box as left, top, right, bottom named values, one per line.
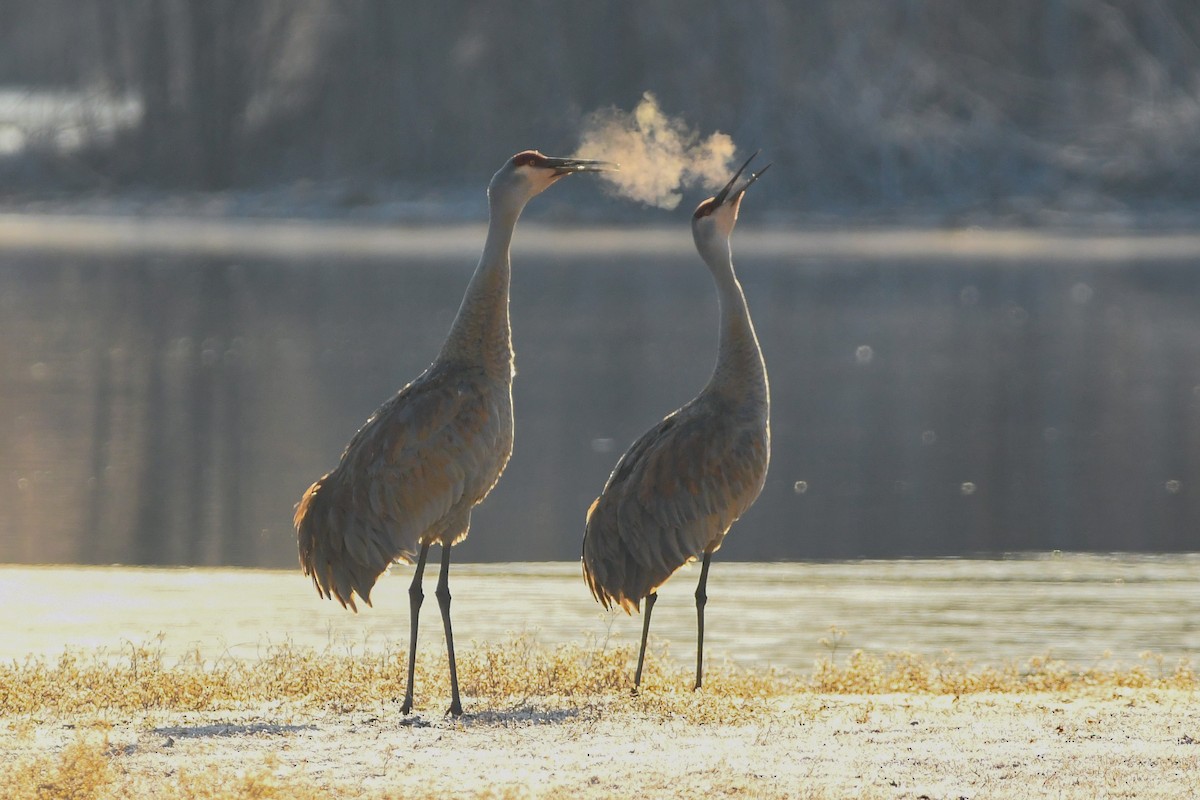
left=582, top=400, right=768, bottom=611
left=297, top=361, right=511, bottom=610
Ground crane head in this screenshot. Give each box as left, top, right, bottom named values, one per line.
left=692, top=151, right=770, bottom=241
left=489, top=150, right=617, bottom=208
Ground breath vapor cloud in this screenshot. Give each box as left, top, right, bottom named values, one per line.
left=575, top=92, right=738, bottom=210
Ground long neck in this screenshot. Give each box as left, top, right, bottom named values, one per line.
left=438, top=199, right=521, bottom=378
left=699, top=236, right=768, bottom=407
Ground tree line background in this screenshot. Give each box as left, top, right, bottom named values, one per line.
left=1, top=0, right=1199, bottom=215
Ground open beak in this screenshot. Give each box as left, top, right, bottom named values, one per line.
left=544, top=156, right=620, bottom=176
left=713, top=151, right=770, bottom=206
left=736, top=162, right=771, bottom=198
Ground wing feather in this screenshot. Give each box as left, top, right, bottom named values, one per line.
left=582, top=398, right=768, bottom=612
left=297, top=361, right=513, bottom=610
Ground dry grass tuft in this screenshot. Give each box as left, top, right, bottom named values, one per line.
left=0, top=639, right=410, bottom=717
left=812, top=648, right=1197, bottom=695
left=0, top=737, right=331, bottom=800
left=163, top=757, right=331, bottom=800
left=0, top=736, right=114, bottom=800
left=458, top=635, right=635, bottom=701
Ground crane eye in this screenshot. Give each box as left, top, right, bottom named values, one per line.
left=512, top=152, right=542, bottom=168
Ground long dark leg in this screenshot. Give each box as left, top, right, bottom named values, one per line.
left=632, top=592, right=657, bottom=692
left=400, top=541, right=431, bottom=714
left=694, top=552, right=713, bottom=690
left=435, top=544, right=463, bottom=717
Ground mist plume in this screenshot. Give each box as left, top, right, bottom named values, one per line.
left=575, top=92, right=737, bottom=210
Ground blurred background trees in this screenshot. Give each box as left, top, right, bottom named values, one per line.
left=1, top=0, right=1199, bottom=215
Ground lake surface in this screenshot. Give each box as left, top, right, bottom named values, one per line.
left=2, top=219, right=1200, bottom=566
left=4, top=554, right=1198, bottom=671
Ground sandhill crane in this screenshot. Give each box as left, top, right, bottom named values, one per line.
left=296, top=150, right=613, bottom=717
left=582, top=153, right=770, bottom=691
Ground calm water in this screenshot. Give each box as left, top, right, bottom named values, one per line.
left=4, top=554, right=1198, bottom=671
left=2, top=222, right=1200, bottom=566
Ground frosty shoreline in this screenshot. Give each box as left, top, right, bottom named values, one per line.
left=7, top=692, right=1198, bottom=798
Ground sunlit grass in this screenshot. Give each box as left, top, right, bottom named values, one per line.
left=1, top=631, right=1193, bottom=721
left=0, top=737, right=332, bottom=800
left=1, top=632, right=1195, bottom=799
left=0, top=736, right=113, bottom=800
left=809, top=625, right=1198, bottom=695
left=0, top=737, right=540, bottom=800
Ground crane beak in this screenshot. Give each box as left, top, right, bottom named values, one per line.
left=712, top=150, right=771, bottom=208
left=712, top=151, right=759, bottom=207
left=734, top=162, right=771, bottom=200
left=544, top=156, right=620, bottom=176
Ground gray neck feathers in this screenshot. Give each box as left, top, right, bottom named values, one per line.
left=439, top=201, right=521, bottom=378
left=700, top=236, right=768, bottom=407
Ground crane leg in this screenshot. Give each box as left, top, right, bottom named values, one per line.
left=632, top=592, right=657, bottom=693
left=435, top=544, right=463, bottom=717
left=693, top=551, right=712, bottom=690
left=399, top=541, right=431, bottom=715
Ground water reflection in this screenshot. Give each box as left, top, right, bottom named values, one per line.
left=2, top=238, right=1200, bottom=566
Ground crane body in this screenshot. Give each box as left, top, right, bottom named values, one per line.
left=297, top=151, right=612, bottom=716
left=582, top=153, right=771, bottom=691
